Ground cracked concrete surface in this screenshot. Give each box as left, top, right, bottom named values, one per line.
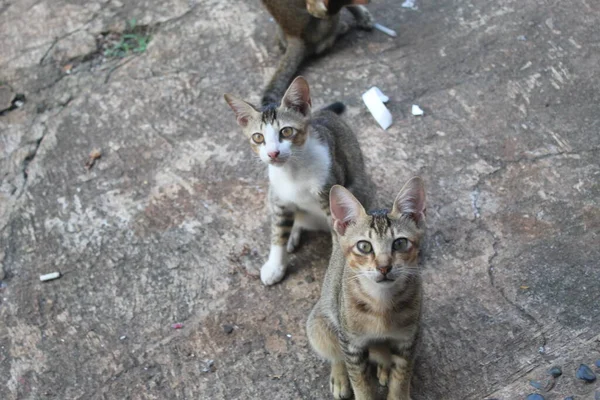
left=1, top=0, right=599, bottom=399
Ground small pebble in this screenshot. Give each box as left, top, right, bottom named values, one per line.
left=305, top=275, right=315, bottom=283
left=202, top=359, right=214, bottom=373
left=171, top=323, right=184, bottom=330
left=529, top=380, right=543, bottom=389
left=526, top=394, right=545, bottom=400
left=223, top=324, right=234, bottom=334
left=548, top=366, right=562, bottom=378
left=286, top=334, right=292, bottom=338
left=576, top=364, right=596, bottom=383
left=518, top=35, right=527, bottom=41
left=119, top=335, right=127, bottom=340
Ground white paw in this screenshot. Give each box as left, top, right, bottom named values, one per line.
left=286, top=227, right=301, bottom=253
left=260, top=259, right=286, bottom=286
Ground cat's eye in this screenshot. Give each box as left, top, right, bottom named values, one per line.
left=251, top=133, right=264, bottom=144
left=356, top=240, right=373, bottom=254
left=280, top=127, right=294, bottom=138
left=392, top=238, right=410, bottom=252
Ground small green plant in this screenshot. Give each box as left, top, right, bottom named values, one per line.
left=104, top=18, right=151, bottom=58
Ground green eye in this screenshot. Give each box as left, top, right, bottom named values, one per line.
left=392, top=238, right=409, bottom=252
left=356, top=241, right=373, bottom=254
left=251, top=133, right=264, bottom=144
left=280, top=127, right=294, bottom=138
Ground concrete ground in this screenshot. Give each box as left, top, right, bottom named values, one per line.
left=1, top=0, right=599, bottom=399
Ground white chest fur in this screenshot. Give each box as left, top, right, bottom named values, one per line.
left=268, top=136, right=331, bottom=218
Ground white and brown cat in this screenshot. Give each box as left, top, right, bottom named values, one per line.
left=307, top=177, right=426, bottom=399
left=225, top=76, right=373, bottom=285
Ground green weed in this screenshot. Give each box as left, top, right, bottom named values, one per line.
left=104, top=18, right=151, bottom=58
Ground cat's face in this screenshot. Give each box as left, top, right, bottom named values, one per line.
left=340, top=210, right=422, bottom=285
left=224, top=77, right=312, bottom=167
left=240, top=105, right=308, bottom=166
left=330, top=178, right=426, bottom=287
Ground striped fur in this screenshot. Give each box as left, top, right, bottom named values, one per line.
left=225, top=77, right=374, bottom=286
left=307, top=178, right=426, bottom=399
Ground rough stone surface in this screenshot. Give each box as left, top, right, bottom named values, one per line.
left=1, top=0, right=599, bottom=399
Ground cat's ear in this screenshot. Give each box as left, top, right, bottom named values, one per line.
left=330, top=185, right=366, bottom=236
left=224, top=94, right=258, bottom=128
left=281, top=76, right=312, bottom=116
left=391, top=177, right=426, bottom=224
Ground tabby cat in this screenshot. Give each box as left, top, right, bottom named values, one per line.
left=260, top=0, right=373, bottom=106
left=307, top=177, right=426, bottom=399
left=224, top=76, right=374, bottom=285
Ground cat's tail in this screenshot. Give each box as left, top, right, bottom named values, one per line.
left=261, top=38, right=307, bottom=107
left=321, top=102, right=346, bottom=115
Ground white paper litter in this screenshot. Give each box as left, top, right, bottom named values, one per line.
left=401, top=0, right=418, bottom=10
left=40, top=272, right=61, bottom=282
left=411, top=104, right=424, bottom=116
left=373, top=23, right=397, bottom=38
left=362, top=87, right=392, bottom=130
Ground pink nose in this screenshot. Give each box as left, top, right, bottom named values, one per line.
left=268, top=151, right=280, bottom=159
left=377, top=265, right=392, bottom=275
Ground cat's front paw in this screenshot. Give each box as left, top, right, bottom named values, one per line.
left=377, top=363, right=390, bottom=386
left=306, top=0, right=329, bottom=19
left=260, top=260, right=287, bottom=285
left=330, top=368, right=352, bottom=399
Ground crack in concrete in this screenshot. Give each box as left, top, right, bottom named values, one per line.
left=21, top=122, right=47, bottom=186
left=480, top=221, right=549, bottom=358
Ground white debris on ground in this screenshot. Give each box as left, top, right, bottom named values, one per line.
left=362, top=87, right=393, bottom=130
left=40, top=272, right=61, bottom=282
left=411, top=104, right=424, bottom=116
left=373, top=23, right=397, bottom=38
left=402, top=0, right=418, bottom=10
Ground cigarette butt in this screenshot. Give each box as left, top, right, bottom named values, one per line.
left=40, top=272, right=61, bottom=282
left=374, top=23, right=397, bottom=38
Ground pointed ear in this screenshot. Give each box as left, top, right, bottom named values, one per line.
left=330, top=185, right=366, bottom=236
left=224, top=94, right=258, bottom=128
left=281, top=76, right=312, bottom=116
left=391, top=177, right=426, bottom=224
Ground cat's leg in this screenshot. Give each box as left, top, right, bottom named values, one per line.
left=369, top=345, right=392, bottom=386
left=287, top=211, right=330, bottom=253
left=343, top=342, right=374, bottom=400
left=347, top=5, right=374, bottom=30
left=386, top=354, right=413, bottom=400
left=262, top=197, right=295, bottom=285
left=307, top=307, right=352, bottom=399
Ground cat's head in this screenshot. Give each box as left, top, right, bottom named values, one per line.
left=224, top=77, right=312, bottom=167
left=330, top=177, right=426, bottom=286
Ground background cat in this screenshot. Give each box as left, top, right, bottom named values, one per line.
left=260, top=0, right=373, bottom=106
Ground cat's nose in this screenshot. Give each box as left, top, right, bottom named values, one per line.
left=268, top=150, right=280, bottom=159
left=376, top=265, right=392, bottom=275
